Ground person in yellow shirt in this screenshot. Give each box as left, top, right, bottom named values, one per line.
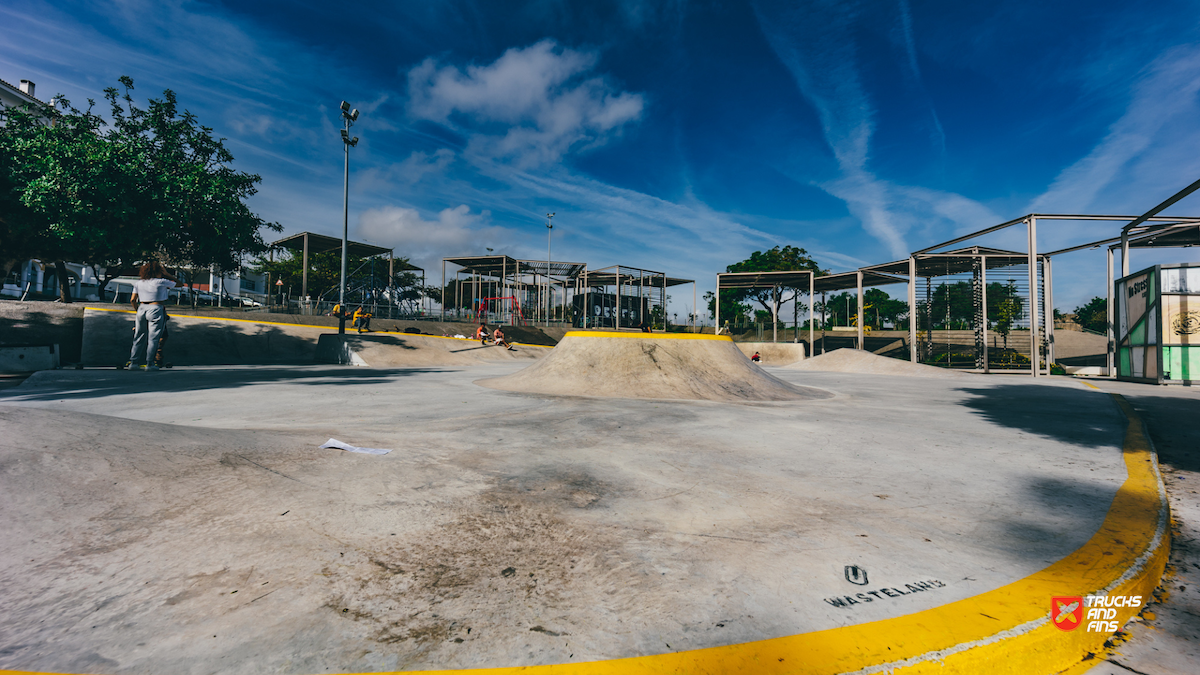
left=353, top=306, right=372, bottom=333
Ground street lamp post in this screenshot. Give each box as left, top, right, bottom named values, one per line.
left=338, top=100, right=360, bottom=335
left=545, top=212, right=555, bottom=326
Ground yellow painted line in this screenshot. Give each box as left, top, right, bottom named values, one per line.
left=83, top=306, right=554, bottom=348
left=565, top=330, right=733, bottom=342
left=0, top=397, right=1167, bottom=675
left=1080, top=381, right=1102, bottom=390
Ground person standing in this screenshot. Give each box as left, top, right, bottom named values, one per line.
left=127, top=261, right=180, bottom=371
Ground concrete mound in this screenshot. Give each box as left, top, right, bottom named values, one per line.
left=735, top=341, right=807, bottom=365
left=787, top=348, right=973, bottom=378
left=477, top=331, right=831, bottom=402
left=317, top=333, right=548, bottom=367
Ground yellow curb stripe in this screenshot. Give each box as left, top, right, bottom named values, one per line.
left=0, top=398, right=1167, bottom=675
left=564, top=330, right=732, bottom=342
left=83, top=307, right=554, bottom=348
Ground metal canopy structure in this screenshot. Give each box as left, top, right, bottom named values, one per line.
left=715, top=270, right=815, bottom=344
left=521, top=260, right=588, bottom=278
left=271, top=232, right=395, bottom=303
left=273, top=232, right=392, bottom=258
left=827, top=209, right=1200, bottom=378
left=579, top=265, right=695, bottom=331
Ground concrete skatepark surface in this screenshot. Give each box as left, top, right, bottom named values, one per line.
left=789, top=348, right=974, bottom=379
left=478, top=331, right=827, bottom=402
left=316, top=333, right=549, bottom=367
left=0, top=342, right=1175, bottom=674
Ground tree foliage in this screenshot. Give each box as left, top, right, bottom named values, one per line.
left=0, top=77, right=279, bottom=300
left=1073, top=296, right=1107, bottom=334
left=252, top=250, right=429, bottom=311
left=708, top=245, right=826, bottom=325
left=916, top=280, right=1025, bottom=331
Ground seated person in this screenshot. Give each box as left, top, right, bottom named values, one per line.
left=475, top=323, right=490, bottom=344
left=493, top=326, right=514, bottom=351
left=353, top=306, right=372, bottom=333
left=751, top=351, right=762, bottom=363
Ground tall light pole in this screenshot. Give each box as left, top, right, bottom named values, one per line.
left=338, top=100, right=360, bottom=335
left=545, top=212, right=555, bottom=326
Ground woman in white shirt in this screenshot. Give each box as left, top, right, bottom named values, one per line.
left=127, top=261, right=180, bottom=371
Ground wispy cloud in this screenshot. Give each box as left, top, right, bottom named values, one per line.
left=406, top=40, right=645, bottom=168
left=752, top=0, right=994, bottom=257
left=1030, top=44, right=1200, bottom=214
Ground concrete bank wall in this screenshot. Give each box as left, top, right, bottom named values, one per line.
left=0, top=300, right=85, bottom=365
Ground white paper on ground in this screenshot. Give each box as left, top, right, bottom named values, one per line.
left=319, top=438, right=391, bottom=455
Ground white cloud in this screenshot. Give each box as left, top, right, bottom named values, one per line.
left=406, top=40, right=644, bottom=168
left=354, top=204, right=515, bottom=273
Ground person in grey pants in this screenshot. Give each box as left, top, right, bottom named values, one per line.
left=127, top=261, right=181, bottom=371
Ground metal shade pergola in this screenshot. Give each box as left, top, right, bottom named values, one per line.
left=715, top=270, right=816, bottom=344
left=807, top=200, right=1200, bottom=377
left=271, top=232, right=395, bottom=301
left=579, top=266, right=694, bottom=330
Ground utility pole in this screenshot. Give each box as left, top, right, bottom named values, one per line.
left=338, top=101, right=360, bottom=335
left=545, top=212, right=555, bottom=326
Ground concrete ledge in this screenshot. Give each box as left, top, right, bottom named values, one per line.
left=564, top=330, right=732, bottom=341
left=0, top=344, right=59, bottom=373
left=314, top=334, right=369, bottom=366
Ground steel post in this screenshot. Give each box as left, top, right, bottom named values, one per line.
left=1027, top=217, right=1039, bottom=378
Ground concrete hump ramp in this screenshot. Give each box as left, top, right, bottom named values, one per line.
left=316, top=333, right=549, bottom=367
left=735, top=341, right=807, bottom=365
left=788, top=348, right=973, bottom=378
left=477, top=331, right=830, bottom=401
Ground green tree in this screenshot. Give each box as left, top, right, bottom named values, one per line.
left=994, top=280, right=1023, bottom=349
left=724, top=246, right=825, bottom=326
left=0, top=77, right=279, bottom=301
left=252, top=251, right=425, bottom=310
left=863, top=288, right=909, bottom=329
left=704, top=290, right=750, bottom=327
left=1073, top=296, right=1107, bottom=334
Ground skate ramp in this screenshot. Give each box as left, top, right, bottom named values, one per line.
left=317, top=333, right=549, bottom=367
left=477, top=331, right=830, bottom=401
left=735, top=341, right=807, bottom=365
left=788, top=348, right=973, bottom=378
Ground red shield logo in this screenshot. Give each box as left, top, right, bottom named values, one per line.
left=1052, top=596, right=1083, bottom=631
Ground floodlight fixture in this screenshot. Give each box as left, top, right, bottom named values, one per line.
left=351, top=109, right=360, bottom=121
left=340, top=100, right=350, bottom=112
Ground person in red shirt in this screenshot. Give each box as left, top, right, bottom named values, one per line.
left=475, top=323, right=490, bottom=344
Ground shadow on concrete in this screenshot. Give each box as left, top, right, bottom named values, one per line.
left=955, top=383, right=1124, bottom=449
left=0, top=305, right=85, bottom=364
left=0, top=366, right=448, bottom=404
left=1110, top=390, right=1200, bottom=474
left=85, top=317, right=324, bottom=367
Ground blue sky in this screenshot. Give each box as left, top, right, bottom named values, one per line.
left=3, top=0, right=1199, bottom=317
